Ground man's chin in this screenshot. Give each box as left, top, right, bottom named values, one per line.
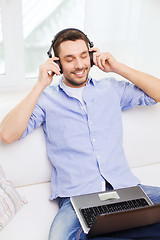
left=63, top=75, right=89, bottom=87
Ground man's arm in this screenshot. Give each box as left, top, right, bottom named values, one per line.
left=94, top=52, right=160, bottom=102
left=0, top=57, right=61, bottom=144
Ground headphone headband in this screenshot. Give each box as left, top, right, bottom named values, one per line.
left=47, top=28, right=94, bottom=58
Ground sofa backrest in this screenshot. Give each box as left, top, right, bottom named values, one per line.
left=0, top=100, right=160, bottom=188
left=0, top=101, right=51, bottom=187
left=122, top=104, right=160, bottom=168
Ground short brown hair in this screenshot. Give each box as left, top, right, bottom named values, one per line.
left=53, top=29, right=90, bottom=57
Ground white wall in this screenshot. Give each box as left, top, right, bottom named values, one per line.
left=84, top=0, right=160, bottom=79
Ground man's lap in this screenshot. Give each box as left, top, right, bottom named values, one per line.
left=48, top=197, right=83, bottom=240
left=139, top=184, right=160, bottom=204
left=48, top=185, right=160, bottom=240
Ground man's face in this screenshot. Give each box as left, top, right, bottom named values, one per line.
left=58, top=39, right=91, bottom=88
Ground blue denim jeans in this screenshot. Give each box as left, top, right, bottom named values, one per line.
left=48, top=185, right=160, bottom=240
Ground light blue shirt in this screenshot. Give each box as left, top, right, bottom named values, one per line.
left=21, top=77, right=156, bottom=199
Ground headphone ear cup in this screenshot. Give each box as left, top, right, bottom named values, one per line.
left=54, top=60, right=63, bottom=74
left=89, top=51, right=95, bottom=67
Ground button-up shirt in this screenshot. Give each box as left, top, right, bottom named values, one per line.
left=21, top=77, right=156, bottom=199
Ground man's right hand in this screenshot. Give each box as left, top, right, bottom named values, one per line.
left=38, top=57, right=61, bottom=88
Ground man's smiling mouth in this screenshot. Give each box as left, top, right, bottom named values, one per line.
left=74, top=69, right=86, bottom=77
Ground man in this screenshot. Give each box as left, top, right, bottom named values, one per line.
left=1, top=28, right=160, bottom=240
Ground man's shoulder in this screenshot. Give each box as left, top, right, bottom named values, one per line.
left=93, top=77, right=131, bottom=89
left=42, top=80, right=61, bottom=97
left=92, top=77, right=119, bottom=88
left=36, top=80, right=61, bottom=107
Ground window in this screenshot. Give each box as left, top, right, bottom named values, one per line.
left=0, top=0, right=85, bottom=87
left=0, top=0, right=160, bottom=88
left=22, top=0, right=85, bottom=78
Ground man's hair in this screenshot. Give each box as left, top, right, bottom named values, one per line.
left=53, top=29, right=90, bottom=57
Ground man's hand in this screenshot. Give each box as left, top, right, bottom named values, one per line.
left=93, top=51, right=120, bottom=73
left=38, top=57, right=61, bottom=88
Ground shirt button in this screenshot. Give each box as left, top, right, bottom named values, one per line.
left=81, top=106, right=83, bottom=109
left=89, top=121, right=92, bottom=125
left=93, top=138, right=96, bottom=142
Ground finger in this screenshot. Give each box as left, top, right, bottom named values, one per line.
left=52, top=61, right=61, bottom=73
left=46, top=63, right=61, bottom=76
left=101, top=53, right=113, bottom=69
left=50, top=65, right=61, bottom=76
left=89, top=47, right=100, bottom=53
left=47, top=56, right=60, bottom=62
left=97, top=57, right=104, bottom=70
left=47, top=70, right=54, bottom=77
left=94, top=53, right=102, bottom=66
left=48, top=59, right=61, bottom=74
left=93, top=52, right=100, bottom=65
left=101, top=56, right=106, bottom=69
left=47, top=57, right=61, bottom=70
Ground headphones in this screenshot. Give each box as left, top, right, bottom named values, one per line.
left=47, top=28, right=95, bottom=74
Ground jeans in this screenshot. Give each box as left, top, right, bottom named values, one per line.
left=48, top=185, right=160, bottom=240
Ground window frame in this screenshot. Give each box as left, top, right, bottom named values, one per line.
left=0, top=0, right=25, bottom=88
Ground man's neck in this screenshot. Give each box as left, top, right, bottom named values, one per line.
left=62, top=77, right=89, bottom=88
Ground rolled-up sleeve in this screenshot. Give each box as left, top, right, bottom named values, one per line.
left=112, top=80, right=156, bottom=111
left=20, top=103, right=45, bottom=139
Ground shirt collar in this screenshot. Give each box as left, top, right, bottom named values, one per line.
left=59, top=75, right=95, bottom=93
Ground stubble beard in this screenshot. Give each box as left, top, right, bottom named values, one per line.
left=63, top=67, right=90, bottom=87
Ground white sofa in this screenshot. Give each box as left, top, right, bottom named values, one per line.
left=0, top=98, right=160, bottom=240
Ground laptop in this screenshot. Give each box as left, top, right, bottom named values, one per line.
left=70, top=185, right=160, bottom=238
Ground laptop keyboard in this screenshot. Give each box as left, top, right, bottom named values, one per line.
left=80, top=198, right=149, bottom=228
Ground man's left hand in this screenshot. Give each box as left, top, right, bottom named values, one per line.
left=93, top=51, right=120, bottom=73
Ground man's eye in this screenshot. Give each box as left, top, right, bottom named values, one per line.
left=66, top=59, right=73, bottom=62
left=81, top=55, right=87, bottom=59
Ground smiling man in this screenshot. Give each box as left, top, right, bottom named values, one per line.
left=1, top=28, right=160, bottom=240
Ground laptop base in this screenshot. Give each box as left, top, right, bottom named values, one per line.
left=88, top=204, right=160, bottom=238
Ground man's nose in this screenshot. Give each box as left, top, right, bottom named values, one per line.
left=74, top=58, right=83, bottom=69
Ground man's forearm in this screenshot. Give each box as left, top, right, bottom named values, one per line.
left=115, top=63, right=160, bottom=102
left=0, top=57, right=62, bottom=144
left=0, top=82, right=45, bottom=144
left=94, top=51, right=160, bottom=102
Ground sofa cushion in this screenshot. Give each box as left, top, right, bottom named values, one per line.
left=0, top=165, right=26, bottom=230
left=132, top=163, right=160, bottom=187
left=0, top=182, right=59, bottom=240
